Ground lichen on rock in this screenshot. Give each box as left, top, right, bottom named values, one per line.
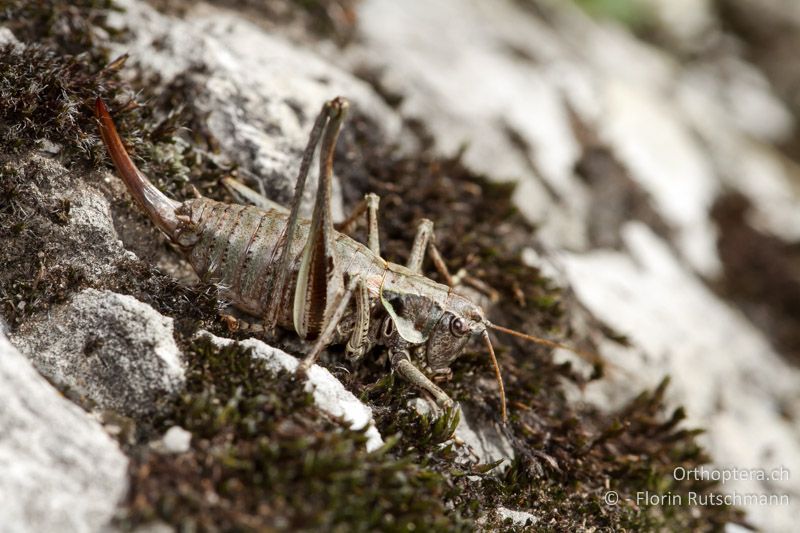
left=11, top=288, right=185, bottom=418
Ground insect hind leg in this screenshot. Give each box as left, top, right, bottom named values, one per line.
left=264, top=97, right=347, bottom=336
left=292, top=98, right=349, bottom=339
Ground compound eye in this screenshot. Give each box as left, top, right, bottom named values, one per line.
left=450, top=317, right=469, bottom=337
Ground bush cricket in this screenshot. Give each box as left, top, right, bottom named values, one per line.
left=96, top=95, right=589, bottom=423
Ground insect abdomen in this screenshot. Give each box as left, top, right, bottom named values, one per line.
left=186, top=199, right=289, bottom=316
left=183, top=198, right=388, bottom=328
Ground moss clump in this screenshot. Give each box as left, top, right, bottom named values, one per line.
left=496, top=378, right=741, bottom=531
left=0, top=1, right=130, bottom=160
left=0, top=42, right=118, bottom=161
left=0, top=0, right=235, bottom=328
left=121, top=337, right=471, bottom=531
left=0, top=0, right=233, bottom=184
left=1, top=0, right=122, bottom=56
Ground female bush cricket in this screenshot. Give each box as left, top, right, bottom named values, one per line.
left=96, top=95, right=588, bottom=423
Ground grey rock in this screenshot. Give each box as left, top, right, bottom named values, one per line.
left=2, top=154, right=131, bottom=290
left=0, top=332, right=128, bottom=532
left=158, top=426, right=192, bottom=454
left=454, top=408, right=515, bottom=469
left=11, top=289, right=184, bottom=418
left=495, top=506, right=538, bottom=527
left=0, top=27, right=19, bottom=46
left=109, top=0, right=403, bottom=220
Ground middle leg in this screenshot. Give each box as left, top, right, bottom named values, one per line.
left=406, top=218, right=454, bottom=286
left=336, top=192, right=381, bottom=255
left=221, top=176, right=289, bottom=214
left=298, top=274, right=361, bottom=373
left=407, top=218, right=498, bottom=301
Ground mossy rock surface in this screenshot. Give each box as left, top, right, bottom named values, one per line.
left=0, top=1, right=750, bottom=531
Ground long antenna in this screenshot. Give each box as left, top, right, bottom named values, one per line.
left=487, top=321, right=597, bottom=363
left=483, top=331, right=507, bottom=423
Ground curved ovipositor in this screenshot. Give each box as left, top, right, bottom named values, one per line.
left=95, top=98, right=180, bottom=238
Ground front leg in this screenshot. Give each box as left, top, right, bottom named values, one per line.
left=408, top=218, right=498, bottom=301
left=406, top=218, right=454, bottom=286
left=406, top=219, right=434, bottom=274
left=388, top=342, right=454, bottom=409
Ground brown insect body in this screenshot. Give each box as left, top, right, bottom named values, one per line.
left=97, top=95, right=590, bottom=423
left=174, top=197, right=429, bottom=348
left=96, top=97, right=497, bottom=416
left=175, top=197, right=483, bottom=379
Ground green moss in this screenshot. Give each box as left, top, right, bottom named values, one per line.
left=0, top=1, right=128, bottom=159
left=479, top=377, right=742, bottom=531
left=1, top=0, right=122, bottom=55
left=121, top=337, right=472, bottom=531
left=0, top=42, right=114, bottom=162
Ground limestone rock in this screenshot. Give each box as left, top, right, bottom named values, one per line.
left=11, top=289, right=185, bottom=418
left=0, top=332, right=128, bottom=532
left=108, top=0, right=402, bottom=219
